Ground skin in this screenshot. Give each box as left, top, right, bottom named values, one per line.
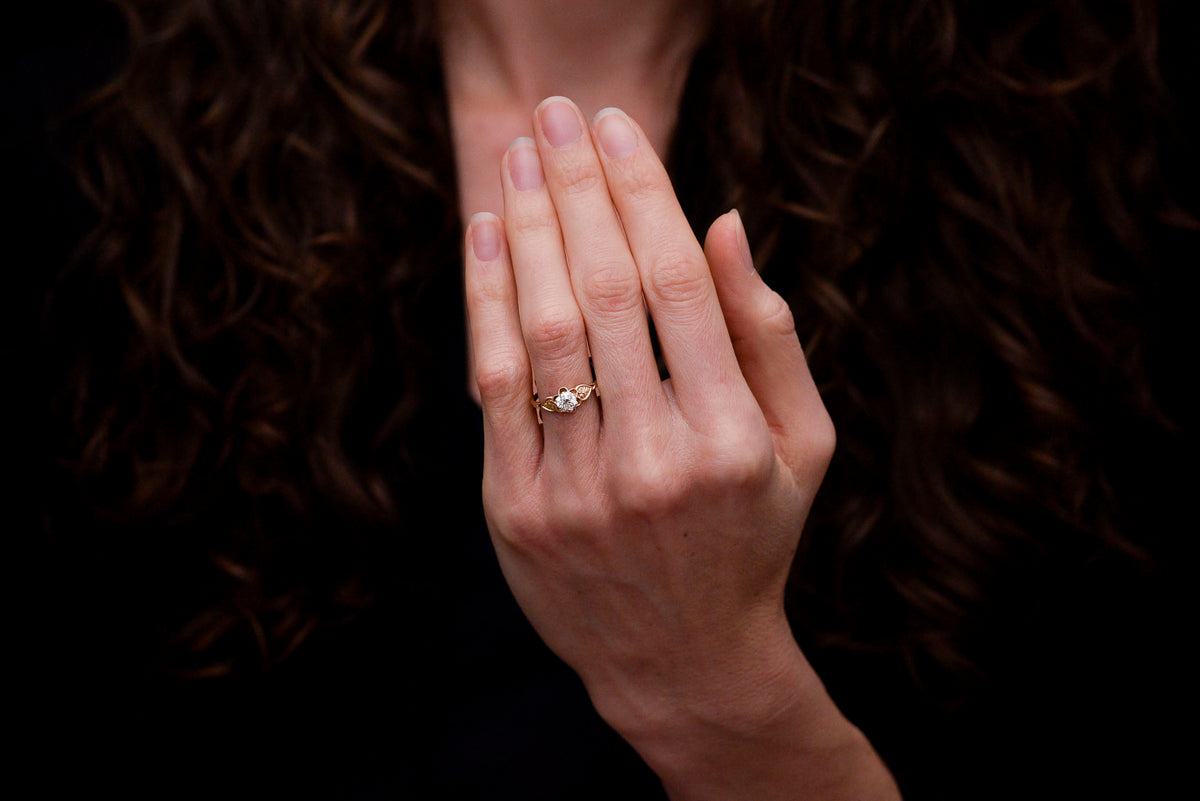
left=463, top=97, right=902, bottom=800
left=439, top=0, right=706, bottom=221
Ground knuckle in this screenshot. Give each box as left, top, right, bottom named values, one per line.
left=620, top=163, right=672, bottom=201
left=698, top=421, right=775, bottom=489
left=480, top=472, right=511, bottom=518
left=507, top=207, right=558, bottom=237
left=497, top=515, right=545, bottom=551
left=611, top=452, right=682, bottom=518
left=647, top=251, right=709, bottom=306
left=805, top=407, right=837, bottom=469
left=524, top=308, right=585, bottom=359
left=544, top=487, right=603, bottom=536
left=579, top=261, right=643, bottom=316
left=468, top=272, right=512, bottom=308
left=783, top=406, right=836, bottom=484
left=474, top=354, right=528, bottom=403
left=756, top=291, right=799, bottom=341
left=483, top=490, right=542, bottom=547
left=620, top=479, right=682, bottom=520
left=555, top=160, right=606, bottom=196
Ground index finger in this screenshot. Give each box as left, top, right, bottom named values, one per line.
left=589, top=108, right=746, bottom=418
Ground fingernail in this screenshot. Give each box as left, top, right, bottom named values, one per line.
left=508, top=138, right=545, bottom=191
left=594, top=108, right=637, bottom=159
left=538, top=97, right=583, bottom=148
left=471, top=213, right=501, bottom=262
left=733, top=209, right=755, bottom=274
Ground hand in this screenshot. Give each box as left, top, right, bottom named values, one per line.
left=464, top=97, right=898, bottom=800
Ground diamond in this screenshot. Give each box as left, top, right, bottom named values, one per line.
left=554, top=389, right=579, bottom=412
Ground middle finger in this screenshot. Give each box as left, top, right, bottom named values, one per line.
left=533, top=97, right=667, bottom=435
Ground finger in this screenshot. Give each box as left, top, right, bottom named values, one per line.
left=532, top=97, right=665, bottom=432
left=704, top=210, right=836, bottom=481
left=590, top=107, right=746, bottom=419
left=501, top=137, right=600, bottom=454
left=464, top=212, right=542, bottom=480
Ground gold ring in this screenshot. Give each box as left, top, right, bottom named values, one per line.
left=532, top=382, right=598, bottom=424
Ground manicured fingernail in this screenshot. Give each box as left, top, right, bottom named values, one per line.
left=733, top=209, right=755, bottom=274
left=594, top=108, right=637, bottom=159
left=471, top=213, right=501, bottom=262
left=538, top=98, right=583, bottom=147
left=508, top=138, right=545, bottom=191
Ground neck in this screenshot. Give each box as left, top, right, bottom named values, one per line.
left=438, top=0, right=709, bottom=119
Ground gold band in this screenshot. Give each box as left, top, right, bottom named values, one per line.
left=532, top=382, right=598, bottom=424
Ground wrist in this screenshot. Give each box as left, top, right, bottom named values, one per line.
left=583, top=616, right=900, bottom=801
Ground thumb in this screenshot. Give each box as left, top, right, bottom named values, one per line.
left=704, top=210, right=835, bottom=480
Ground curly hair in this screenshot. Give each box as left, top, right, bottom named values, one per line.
left=56, top=0, right=458, bottom=675
left=50, top=0, right=1190, bottom=687
left=698, top=0, right=1193, bottom=694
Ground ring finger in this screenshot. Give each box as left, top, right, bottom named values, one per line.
left=502, top=136, right=600, bottom=458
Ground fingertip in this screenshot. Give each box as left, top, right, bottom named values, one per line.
left=704, top=209, right=752, bottom=285
left=536, top=96, right=585, bottom=148
left=731, top=209, right=756, bottom=275
left=504, top=136, right=547, bottom=192
left=469, top=210, right=501, bottom=229
left=703, top=207, right=739, bottom=249
left=469, top=212, right=504, bottom=263
left=592, top=106, right=626, bottom=125
left=535, top=94, right=576, bottom=114
left=592, top=107, right=639, bottom=160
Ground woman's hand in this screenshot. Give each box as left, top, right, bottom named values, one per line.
left=464, top=97, right=899, bottom=800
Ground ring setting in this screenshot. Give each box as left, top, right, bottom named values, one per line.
left=532, top=382, right=598, bottom=423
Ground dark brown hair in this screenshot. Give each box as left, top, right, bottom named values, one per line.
left=52, top=0, right=1191, bottom=687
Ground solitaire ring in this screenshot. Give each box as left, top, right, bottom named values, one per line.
left=532, top=382, right=598, bottom=424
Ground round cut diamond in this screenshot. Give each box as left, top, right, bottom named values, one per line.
left=554, top=389, right=580, bottom=412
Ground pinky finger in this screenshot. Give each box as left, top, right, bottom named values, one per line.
left=464, top=212, right=542, bottom=479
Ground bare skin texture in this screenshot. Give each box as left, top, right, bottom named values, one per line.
left=440, top=0, right=705, bottom=222
left=463, top=99, right=901, bottom=799
left=447, top=3, right=901, bottom=797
